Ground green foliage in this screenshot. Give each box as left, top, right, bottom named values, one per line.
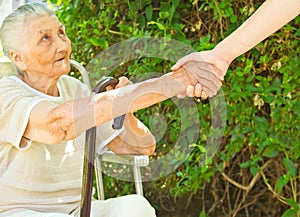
left=49, top=0, right=299, bottom=216
left=199, top=209, right=210, bottom=217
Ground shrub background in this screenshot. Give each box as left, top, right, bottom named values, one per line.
left=49, top=0, right=299, bottom=216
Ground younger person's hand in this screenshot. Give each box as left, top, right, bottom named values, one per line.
left=172, top=50, right=230, bottom=98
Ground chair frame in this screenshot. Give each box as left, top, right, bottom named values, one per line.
left=95, top=151, right=149, bottom=200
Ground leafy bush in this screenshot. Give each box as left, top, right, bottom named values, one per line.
left=48, top=0, right=299, bottom=216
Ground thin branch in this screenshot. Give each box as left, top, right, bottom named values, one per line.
left=260, top=172, right=289, bottom=206
left=221, top=172, right=248, bottom=191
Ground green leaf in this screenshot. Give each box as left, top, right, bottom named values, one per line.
left=89, top=38, right=101, bottom=46
left=148, top=21, right=165, bottom=30
left=200, top=165, right=209, bottom=173
left=250, top=165, right=259, bottom=176
left=145, top=5, right=153, bottom=21
left=198, top=145, right=206, bottom=153
left=281, top=208, right=298, bottom=217
left=240, top=160, right=251, bottom=169
left=171, top=0, right=180, bottom=7
left=285, top=198, right=300, bottom=210
left=272, top=76, right=281, bottom=87
left=176, top=171, right=183, bottom=177
left=230, top=15, right=237, bottom=23
left=199, top=210, right=209, bottom=217
left=283, top=158, right=297, bottom=177
left=137, top=15, right=146, bottom=27
left=159, top=11, right=169, bottom=19
left=295, top=28, right=300, bottom=37
left=275, top=176, right=289, bottom=194
left=169, top=5, right=176, bottom=21
left=236, top=70, right=244, bottom=77
left=263, top=146, right=280, bottom=158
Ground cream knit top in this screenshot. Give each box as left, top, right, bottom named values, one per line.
left=0, top=75, right=122, bottom=215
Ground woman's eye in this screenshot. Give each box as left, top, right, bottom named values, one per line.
left=59, top=30, right=66, bottom=38
left=42, top=35, right=50, bottom=41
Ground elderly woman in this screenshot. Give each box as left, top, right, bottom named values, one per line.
left=0, top=3, right=219, bottom=217
left=0, top=2, right=221, bottom=217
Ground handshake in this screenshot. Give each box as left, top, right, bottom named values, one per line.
left=170, top=50, right=228, bottom=100
left=111, top=49, right=229, bottom=109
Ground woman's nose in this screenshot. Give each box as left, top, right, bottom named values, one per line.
left=55, top=36, right=69, bottom=52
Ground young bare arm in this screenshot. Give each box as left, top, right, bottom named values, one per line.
left=213, top=0, right=300, bottom=66
left=172, top=0, right=300, bottom=97
left=23, top=69, right=195, bottom=145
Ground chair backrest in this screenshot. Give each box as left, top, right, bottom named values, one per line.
left=70, top=59, right=91, bottom=89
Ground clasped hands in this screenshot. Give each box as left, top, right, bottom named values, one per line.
left=171, top=51, right=228, bottom=100
left=112, top=50, right=228, bottom=101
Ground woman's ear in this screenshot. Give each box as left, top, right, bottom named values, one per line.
left=10, top=50, right=27, bottom=71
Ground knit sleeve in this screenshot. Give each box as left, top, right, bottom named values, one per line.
left=0, top=77, right=47, bottom=150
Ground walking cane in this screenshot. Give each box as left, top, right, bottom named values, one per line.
left=80, top=77, right=125, bottom=217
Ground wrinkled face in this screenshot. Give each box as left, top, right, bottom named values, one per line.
left=18, top=14, right=71, bottom=78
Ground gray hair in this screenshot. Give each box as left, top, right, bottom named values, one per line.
left=0, top=3, right=54, bottom=56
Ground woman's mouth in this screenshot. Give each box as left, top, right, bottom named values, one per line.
left=55, top=57, right=65, bottom=62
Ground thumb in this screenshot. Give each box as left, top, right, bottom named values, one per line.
left=171, top=63, right=182, bottom=71
left=115, top=76, right=129, bottom=88
left=171, top=52, right=201, bottom=71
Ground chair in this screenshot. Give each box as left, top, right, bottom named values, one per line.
left=70, top=60, right=150, bottom=216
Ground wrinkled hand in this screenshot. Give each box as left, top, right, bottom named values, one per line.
left=106, top=76, right=132, bottom=90
left=172, top=50, right=230, bottom=99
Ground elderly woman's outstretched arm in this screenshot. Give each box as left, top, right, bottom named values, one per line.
left=22, top=69, right=197, bottom=145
